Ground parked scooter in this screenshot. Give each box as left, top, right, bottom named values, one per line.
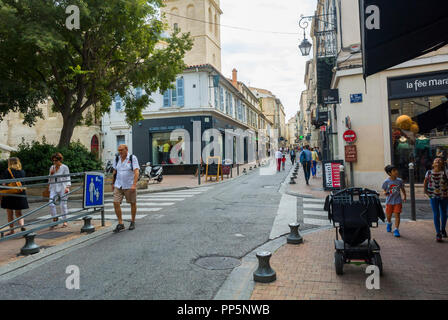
left=142, top=162, right=163, bottom=183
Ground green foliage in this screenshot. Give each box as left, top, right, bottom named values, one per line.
left=9, top=138, right=102, bottom=177
left=0, top=0, right=193, bottom=147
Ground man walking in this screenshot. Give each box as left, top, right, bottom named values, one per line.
left=290, top=148, right=296, bottom=164
left=275, top=148, right=283, bottom=172
left=112, top=144, right=140, bottom=232
left=299, top=145, right=313, bottom=185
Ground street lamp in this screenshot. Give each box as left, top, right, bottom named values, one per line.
left=299, top=38, right=312, bottom=56
left=298, top=14, right=336, bottom=57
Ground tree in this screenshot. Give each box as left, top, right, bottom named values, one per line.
left=0, top=0, right=193, bottom=147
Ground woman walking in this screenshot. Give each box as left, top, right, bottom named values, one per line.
left=48, top=152, right=71, bottom=228
left=1, top=157, right=29, bottom=235
left=311, top=148, right=319, bottom=178
left=424, top=157, right=448, bottom=242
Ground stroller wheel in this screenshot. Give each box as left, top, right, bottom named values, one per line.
left=334, top=251, right=344, bottom=275
left=372, top=253, right=383, bottom=276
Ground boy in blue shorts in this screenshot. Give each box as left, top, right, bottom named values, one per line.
left=382, top=165, right=406, bottom=237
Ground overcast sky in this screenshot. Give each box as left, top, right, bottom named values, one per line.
left=220, top=0, right=317, bottom=121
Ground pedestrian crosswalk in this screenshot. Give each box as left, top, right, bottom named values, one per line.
left=35, top=187, right=214, bottom=222
left=302, top=197, right=387, bottom=227
left=302, top=197, right=331, bottom=226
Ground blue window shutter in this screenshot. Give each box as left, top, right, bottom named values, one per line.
left=220, top=87, right=224, bottom=111
left=115, top=95, right=122, bottom=112
left=214, top=87, right=219, bottom=109
left=163, top=90, right=171, bottom=107
left=177, top=78, right=184, bottom=107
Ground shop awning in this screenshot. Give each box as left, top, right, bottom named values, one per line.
left=360, top=0, right=448, bottom=79
left=413, top=101, right=448, bottom=133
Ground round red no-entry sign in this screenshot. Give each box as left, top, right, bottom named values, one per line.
left=343, top=129, right=357, bottom=143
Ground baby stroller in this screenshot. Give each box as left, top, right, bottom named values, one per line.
left=324, top=188, right=386, bottom=275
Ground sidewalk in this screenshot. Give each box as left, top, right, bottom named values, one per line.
left=287, top=162, right=427, bottom=201
left=250, top=220, right=448, bottom=300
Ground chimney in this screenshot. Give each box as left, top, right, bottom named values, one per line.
left=232, top=68, right=237, bottom=87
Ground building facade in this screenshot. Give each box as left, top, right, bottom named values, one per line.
left=304, top=0, right=448, bottom=189
left=0, top=101, right=101, bottom=159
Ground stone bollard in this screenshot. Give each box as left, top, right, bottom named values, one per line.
left=253, top=251, right=276, bottom=283
left=81, top=216, right=95, bottom=234
left=21, top=233, right=40, bottom=255
left=289, top=177, right=296, bottom=184
left=287, top=222, right=303, bottom=244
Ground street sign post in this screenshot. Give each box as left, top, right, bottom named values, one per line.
left=83, top=172, right=105, bottom=209
left=343, top=129, right=357, bottom=143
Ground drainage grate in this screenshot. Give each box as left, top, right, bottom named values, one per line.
left=194, top=256, right=241, bottom=270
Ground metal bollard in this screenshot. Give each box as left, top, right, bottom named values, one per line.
left=289, top=177, right=296, bottom=184
left=237, top=164, right=240, bottom=176
left=243, top=168, right=247, bottom=174
left=287, top=222, right=303, bottom=244
left=81, top=216, right=95, bottom=234
left=21, top=233, right=40, bottom=255
left=409, top=162, right=416, bottom=221
left=253, top=251, right=276, bottom=283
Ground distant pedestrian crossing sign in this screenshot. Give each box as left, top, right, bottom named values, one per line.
left=83, top=172, right=104, bottom=208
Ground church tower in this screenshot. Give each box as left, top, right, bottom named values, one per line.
left=162, top=0, right=222, bottom=72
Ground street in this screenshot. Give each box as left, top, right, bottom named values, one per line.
left=0, top=163, right=294, bottom=299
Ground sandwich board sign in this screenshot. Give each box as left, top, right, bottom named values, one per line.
left=83, top=172, right=104, bottom=208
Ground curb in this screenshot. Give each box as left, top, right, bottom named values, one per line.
left=213, top=225, right=333, bottom=300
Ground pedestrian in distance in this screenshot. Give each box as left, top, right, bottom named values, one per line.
left=290, top=148, right=296, bottom=165
left=112, top=144, right=140, bottom=232
left=382, top=165, right=406, bottom=238
left=423, top=157, right=448, bottom=242
left=275, top=148, right=283, bottom=172
left=281, top=153, right=286, bottom=171
left=1, top=157, right=28, bottom=235
left=311, top=147, right=319, bottom=178
left=48, top=152, right=71, bottom=229
left=299, top=145, right=312, bottom=185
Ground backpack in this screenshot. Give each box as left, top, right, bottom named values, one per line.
left=300, top=151, right=306, bottom=163
left=115, top=154, right=134, bottom=171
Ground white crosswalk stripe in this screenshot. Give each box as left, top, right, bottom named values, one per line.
left=302, top=198, right=332, bottom=227
left=35, top=188, right=213, bottom=222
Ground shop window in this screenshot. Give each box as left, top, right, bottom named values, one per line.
left=389, top=95, right=448, bottom=183
left=151, top=132, right=185, bottom=165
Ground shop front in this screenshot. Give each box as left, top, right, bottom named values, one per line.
left=388, top=70, right=448, bottom=182
left=132, top=115, right=253, bottom=174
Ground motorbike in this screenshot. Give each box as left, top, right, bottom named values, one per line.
left=105, top=160, right=114, bottom=175
left=141, top=162, right=163, bottom=183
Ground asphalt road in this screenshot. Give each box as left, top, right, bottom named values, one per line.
left=0, top=163, right=292, bottom=300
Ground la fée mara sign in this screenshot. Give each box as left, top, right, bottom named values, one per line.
left=388, top=71, right=448, bottom=99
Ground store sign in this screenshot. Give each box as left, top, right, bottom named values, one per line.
left=322, top=160, right=344, bottom=190
left=360, top=0, right=448, bottom=79
left=345, top=145, right=357, bottom=162
left=350, top=93, right=363, bottom=103
left=322, top=89, right=339, bottom=104
left=388, top=71, right=448, bottom=99
left=343, top=130, right=357, bottom=143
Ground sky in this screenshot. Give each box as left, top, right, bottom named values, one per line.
left=220, top=0, right=317, bottom=121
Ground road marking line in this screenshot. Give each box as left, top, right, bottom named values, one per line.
left=304, top=218, right=332, bottom=226
left=104, top=202, right=175, bottom=207
left=303, top=203, right=325, bottom=210
left=303, top=198, right=326, bottom=203
left=104, top=208, right=162, bottom=212
left=303, top=210, right=328, bottom=217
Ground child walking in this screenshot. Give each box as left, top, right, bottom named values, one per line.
left=382, top=165, right=406, bottom=237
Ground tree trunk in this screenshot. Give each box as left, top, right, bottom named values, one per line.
left=58, top=113, right=79, bottom=148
